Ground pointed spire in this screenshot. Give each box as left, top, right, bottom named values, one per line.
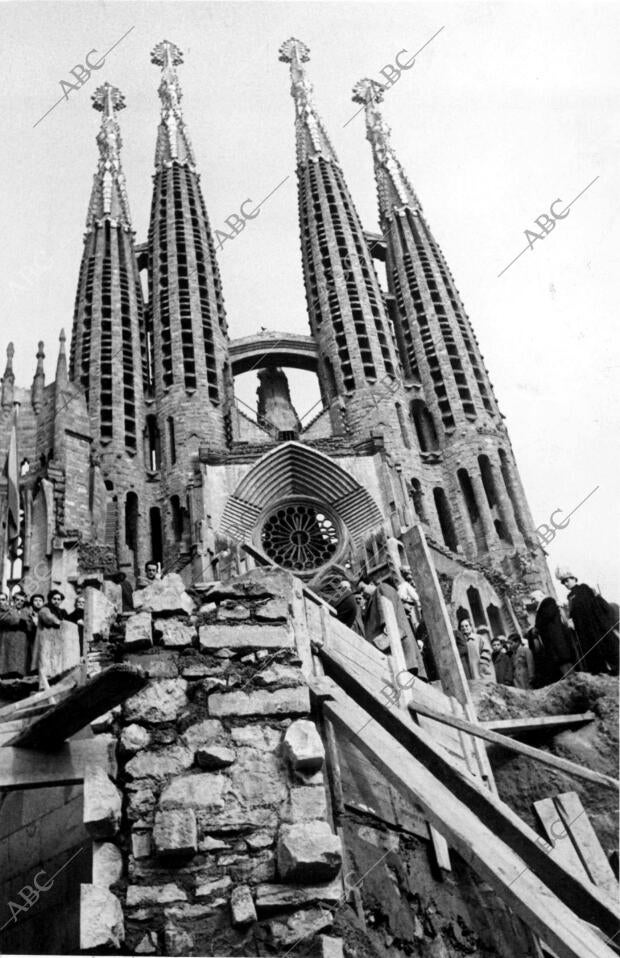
left=1, top=343, right=15, bottom=408
left=86, top=82, right=132, bottom=230
left=151, top=40, right=196, bottom=168
left=279, top=38, right=339, bottom=164
left=352, top=78, right=422, bottom=214
left=31, top=340, right=45, bottom=413
left=55, top=329, right=68, bottom=389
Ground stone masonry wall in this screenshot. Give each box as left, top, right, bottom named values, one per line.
left=113, top=569, right=345, bottom=957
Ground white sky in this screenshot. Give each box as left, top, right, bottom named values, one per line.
left=1, top=1, right=618, bottom=597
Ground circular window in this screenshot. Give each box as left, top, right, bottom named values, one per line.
left=260, top=501, right=341, bottom=574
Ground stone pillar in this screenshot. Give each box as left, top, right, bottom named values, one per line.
left=490, top=459, right=521, bottom=543
left=455, top=486, right=478, bottom=559
left=470, top=471, right=496, bottom=549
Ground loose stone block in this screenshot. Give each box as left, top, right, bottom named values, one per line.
left=196, top=875, right=232, bottom=900
left=319, top=935, right=345, bottom=957
left=84, top=766, right=122, bottom=839
left=126, top=883, right=188, bottom=906
left=163, top=924, right=194, bottom=957
left=134, top=931, right=158, bottom=954
left=246, top=830, right=275, bottom=850
left=154, top=618, right=196, bottom=648
left=131, top=829, right=152, bottom=860
left=196, top=745, right=236, bottom=769
left=153, top=808, right=198, bottom=858
left=126, top=651, right=179, bottom=678
left=124, top=679, right=188, bottom=724
left=121, top=723, right=151, bottom=754
left=88, top=588, right=117, bottom=639
left=133, top=574, right=194, bottom=615
left=217, top=602, right=251, bottom=621
left=125, top=746, right=194, bottom=783
left=286, top=786, right=328, bottom=822
left=124, top=612, right=153, bottom=648
left=93, top=842, right=123, bottom=888
left=255, top=598, right=289, bottom=622
left=269, top=907, right=332, bottom=947
left=231, top=884, right=257, bottom=925
left=283, top=719, right=325, bottom=772
left=182, top=718, right=226, bottom=749
left=209, top=686, right=310, bottom=718
left=231, top=725, right=281, bottom=751
left=199, top=622, right=294, bottom=651
left=254, top=664, right=303, bottom=687
left=80, top=885, right=124, bottom=949
left=277, top=821, right=343, bottom=882
left=256, top=877, right=342, bottom=912
left=159, top=772, right=226, bottom=812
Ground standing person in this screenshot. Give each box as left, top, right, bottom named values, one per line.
left=36, top=590, right=79, bottom=688
left=534, top=591, right=579, bottom=682
left=0, top=592, right=30, bottom=678
left=135, top=560, right=160, bottom=592
left=27, top=594, right=45, bottom=675
left=557, top=568, right=619, bottom=675
left=357, top=576, right=426, bottom=678
left=491, top=636, right=514, bottom=686
left=397, top=569, right=420, bottom=630
left=333, top=577, right=365, bottom=637
left=453, top=617, right=473, bottom=680
left=508, top=632, right=535, bottom=690
left=68, top=594, right=86, bottom=657
left=461, top=619, right=495, bottom=683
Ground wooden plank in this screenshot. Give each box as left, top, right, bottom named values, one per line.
left=315, top=647, right=620, bottom=940
left=323, top=690, right=617, bottom=958
left=7, top=664, right=147, bottom=749
left=0, top=674, right=78, bottom=720
left=484, top=714, right=596, bottom=736
left=534, top=797, right=589, bottom=881
left=556, top=792, right=620, bottom=900
left=408, top=701, right=619, bottom=792
left=0, top=737, right=115, bottom=790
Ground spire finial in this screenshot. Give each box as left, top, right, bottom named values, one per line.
left=2, top=343, right=15, bottom=408
left=279, top=37, right=338, bottom=164
left=353, top=76, right=421, bottom=211
left=31, top=341, right=45, bottom=413
left=151, top=39, right=195, bottom=168
left=55, top=328, right=68, bottom=388
left=86, top=84, right=132, bottom=228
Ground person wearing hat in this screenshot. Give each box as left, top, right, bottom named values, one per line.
left=0, top=591, right=31, bottom=678
left=356, top=574, right=426, bottom=678
left=556, top=567, right=619, bottom=675
left=34, top=589, right=78, bottom=688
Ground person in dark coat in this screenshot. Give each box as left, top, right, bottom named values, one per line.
left=333, top=578, right=365, bottom=637
left=68, top=594, right=86, bottom=656
left=27, top=594, right=45, bottom=674
left=357, top=576, right=426, bottom=678
left=453, top=617, right=473, bottom=680
left=534, top=594, right=579, bottom=682
left=491, top=637, right=514, bottom=685
left=557, top=568, right=619, bottom=675
left=0, top=591, right=30, bottom=677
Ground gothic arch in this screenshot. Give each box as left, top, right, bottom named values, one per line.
left=450, top=569, right=504, bottom=633
left=220, top=442, right=384, bottom=572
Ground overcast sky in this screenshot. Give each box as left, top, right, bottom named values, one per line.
left=1, top=1, right=618, bottom=597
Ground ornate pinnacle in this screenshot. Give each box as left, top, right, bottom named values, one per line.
left=5, top=342, right=14, bottom=371
left=151, top=39, right=184, bottom=68
left=278, top=37, right=310, bottom=64
left=352, top=78, right=385, bottom=106
left=92, top=83, right=126, bottom=116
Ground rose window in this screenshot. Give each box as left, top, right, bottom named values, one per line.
left=260, top=502, right=341, bottom=573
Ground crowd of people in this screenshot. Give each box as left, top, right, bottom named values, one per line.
left=333, top=564, right=619, bottom=691
left=0, top=588, right=84, bottom=687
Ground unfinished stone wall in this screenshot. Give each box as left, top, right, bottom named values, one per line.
left=110, top=569, right=345, bottom=957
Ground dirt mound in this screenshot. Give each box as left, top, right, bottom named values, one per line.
left=472, top=673, right=618, bottom=854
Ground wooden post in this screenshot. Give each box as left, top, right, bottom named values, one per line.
left=401, top=523, right=496, bottom=792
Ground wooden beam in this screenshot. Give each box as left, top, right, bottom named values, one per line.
left=408, top=702, right=618, bottom=792
left=7, top=664, right=147, bottom=749
left=556, top=792, right=620, bottom=900
left=534, top=797, right=590, bottom=881
left=0, top=737, right=115, bottom=790
left=0, top=673, right=78, bottom=720
left=323, top=690, right=618, bottom=958
left=316, top=650, right=620, bottom=940
left=484, top=713, right=596, bottom=736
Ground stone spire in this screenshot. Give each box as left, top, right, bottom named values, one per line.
left=279, top=38, right=401, bottom=424
left=87, top=83, right=132, bottom=230
left=146, top=38, right=231, bottom=480
left=352, top=78, right=422, bottom=213
left=354, top=77, right=500, bottom=426
left=55, top=329, right=68, bottom=389
left=31, top=341, right=45, bottom=413
left=151, top=40, right=196, bottom=169
left=1, top=343, right=15, bottom=408
left=278, top=38, right=339, bottom=166
left=257, top=367, right=301, bottom=438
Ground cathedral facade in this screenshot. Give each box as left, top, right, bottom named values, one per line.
left=0, top=39, right=554, bottom=631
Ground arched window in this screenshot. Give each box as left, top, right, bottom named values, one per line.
left=104, top=481, right=117, bottom=549
left=466, top=586, right=486, bottom=628
left=170, top=495, right=183, bottom=542
left=125, top=492, right=139, bottom=574
left=486, top=603, right=504, bottom=637
left=167, top=417, right=176, bottom=465
left=458, top=467, right=485, bottom=552
left=410, top=400, right=439, bottom=453
left=433, top=487, right=458, bottom=552
left=149, top=507, right=163, bottom=565
left=499, top=448, right=528, bottom=536
left=479, top=454, right=512, bottom=544
left=410, top=478, right=427, bottom=523
left=145, top=415, right=161, bottom=471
